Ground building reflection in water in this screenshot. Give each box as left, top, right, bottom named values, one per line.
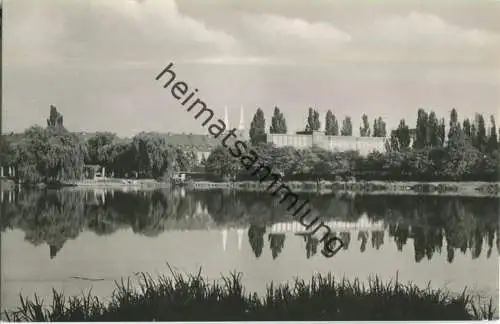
left=93, top=189, right=106, bottom=205
left=237, top=229, right=244, bottom=251
left=221, top=228, right=246, bottom=251
left=0, top=190, right=16, bottom=204
left=222, top=229, right=227, bottom=251
left=218, top=214, right=385, bottom=259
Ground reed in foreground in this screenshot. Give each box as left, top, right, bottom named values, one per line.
left=4, top=268, right=496, bottom=321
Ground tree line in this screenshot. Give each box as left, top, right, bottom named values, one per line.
left=2, top=105, right=499, bottom=183
left=1, top=106, right=197, bottom=184
left=210, top=106, right=499, bottom=181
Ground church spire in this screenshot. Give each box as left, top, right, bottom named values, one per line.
left=237, top=228, right=244, bottom=251
left=222, top=229, right=227, bottom=251
left=238, top=105, right=244, bottom=131
left=224, top=105, right=229, bottom=128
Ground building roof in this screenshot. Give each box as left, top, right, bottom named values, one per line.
left=161, top=133, right=219, bottom=151
left=2, top=132, right=24, bottom=146
left=4, top=131, right=220, bottom=151
left=84, top=164, right=102, bottom=170
left=390, top=128, right=417, bottom=138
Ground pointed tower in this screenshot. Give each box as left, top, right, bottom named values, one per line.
left=237, top=228, right=244, bottom=251
left=238, top=105, right=245, bottom=138
left=238, top=106, right=244, bottom=131
left=224, top=106, right=229, bottom=129
left=196, top=201, right=203, bottom=215
left=222, top=229, right=228, bottom=251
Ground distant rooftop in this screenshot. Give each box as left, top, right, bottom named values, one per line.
left=292, top=130, right=389, bottom=138
left=390, top=128, right=417, bottom=138
left=160, top=133, right=219, bottom=150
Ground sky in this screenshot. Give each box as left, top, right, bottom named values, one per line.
left=2, top=0, right=500, bottom=137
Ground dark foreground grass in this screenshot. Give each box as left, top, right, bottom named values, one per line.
left=4, top=267, right=496, bottom=321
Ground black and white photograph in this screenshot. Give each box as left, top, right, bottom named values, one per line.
left=1, top=0, right=499, bottom=321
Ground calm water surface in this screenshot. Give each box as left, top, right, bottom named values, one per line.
left=1, top=188, right=498, bottom=312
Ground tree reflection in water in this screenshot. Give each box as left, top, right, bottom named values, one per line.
left=248, top=225, right=266, bottom=258
left=1, top=189, right=499, bottom=262
left=268, top=234, right=286, bottom=259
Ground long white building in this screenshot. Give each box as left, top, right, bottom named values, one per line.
left=267, top=130, right=389, bottom=156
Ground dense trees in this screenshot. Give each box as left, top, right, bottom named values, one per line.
left=4, top=104, right=499, bottom=184
left=13, top=126, right=86, bottom=184
left=8, top=128, right=197, bottom=183
left=85, top=132, right=117, bottom=166
left=379, top=108, right=499, bottom=181
left=0, top=135, right=16, bottom=168
left=9, top=107, right=85, bottom=184
left=204, top=146, right=241, bottom=181
left=130, top=132, right=180, bottom=179
left=4, top=106, right=198, bottom=184
left=205, top=140, right=498, bottom=182
left=409, top=109, right=445, bottom=149
left=205, top=106, right=499, bottom=182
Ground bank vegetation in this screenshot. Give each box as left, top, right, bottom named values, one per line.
left=4, top=268, right=496, bottom=321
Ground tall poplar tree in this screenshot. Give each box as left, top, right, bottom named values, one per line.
left=414, top=108, right=429, bottom=149
left=325, top=110, right=339, bottom=135
left=340, top=116, right=353, bottom=136
left=305, top=107, right=321, bottom=131
left=373, top=117, right=387, bottom=137
left=448, top=108, right=461, bottom=147
left=269, top=106, right=287, bottom=134
left=463, top=118, right=472, bottom=138
left=379, top=118, right=387, bottom=137
left=427, top=111, right=439, bottom=147
left=359, top=114, right=371, bottom=137
left=47, top=105, right=66, bottom=133
left=249, top=108, right=266, bottom=145
left=396, top=119, right=411, bottom=150
left=487, top=115, right=498, bottom=153
left=475, top=113, right=487, bottom=152
left=437, top=118, right=446, bottom=147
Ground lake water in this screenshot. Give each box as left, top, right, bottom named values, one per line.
left=1, top=188, right=498, bottom=314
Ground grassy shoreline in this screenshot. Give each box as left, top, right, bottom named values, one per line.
left=3, top=177, right=499, bottom=196
left=4, top=269, right=496, bottom=321
left=3, top=178, right=499, bottom=197
left=187, top=180, right=500, bottom=197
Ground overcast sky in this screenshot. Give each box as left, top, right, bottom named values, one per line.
left=3, top=0, right=499, bottom=136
